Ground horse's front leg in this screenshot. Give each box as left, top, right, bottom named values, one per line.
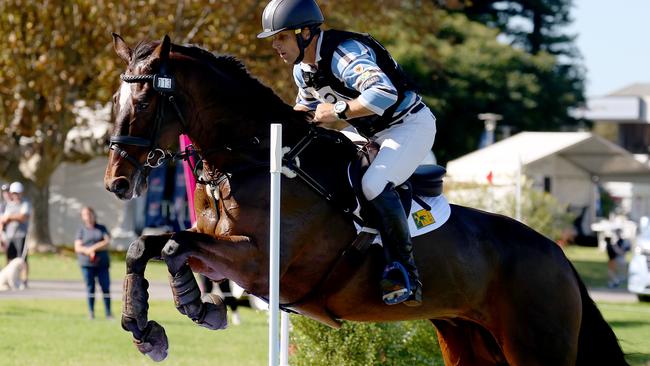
left=121, top=233, right=173, bottom=362
left=161, top=231, right=235, bottom=331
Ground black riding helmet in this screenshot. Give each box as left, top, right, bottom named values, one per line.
left=257, top=0, right=324, bottom=64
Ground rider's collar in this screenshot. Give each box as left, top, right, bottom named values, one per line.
left=299, top=30, right=324, bottom=72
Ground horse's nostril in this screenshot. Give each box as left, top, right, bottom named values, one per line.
left=111, top=178, right=130, bottom=195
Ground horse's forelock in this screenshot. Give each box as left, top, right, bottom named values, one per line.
left=130, top=41, right=160, bottom=67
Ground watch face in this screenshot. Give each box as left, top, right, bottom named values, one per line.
left=334, top=101, right=347, bottom=113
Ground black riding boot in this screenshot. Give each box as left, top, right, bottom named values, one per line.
left=370, top=184, right=422, bottom=306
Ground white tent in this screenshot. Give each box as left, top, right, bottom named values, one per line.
left=447, top=131, right=650, bottom=186
left=49, top=157, right=138, bottom=248
left=446, top=132, right=650, bottom=228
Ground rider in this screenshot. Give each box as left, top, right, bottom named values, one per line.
left=257, top=0, right=437, bottom=306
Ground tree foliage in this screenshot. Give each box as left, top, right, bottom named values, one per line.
left=438, top=0, right=577, bottom=56
left=432, top=0, right=585, bottom=161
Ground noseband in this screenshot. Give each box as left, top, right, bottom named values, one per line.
left=110, top=71, right=190, bottom=175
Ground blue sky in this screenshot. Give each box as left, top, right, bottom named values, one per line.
left=571, top=0, right=650, bottom=97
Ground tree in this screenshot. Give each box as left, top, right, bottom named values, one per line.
left=437, top=0, right=577, bottom=56
left=433, top=1, right=586, bottom=162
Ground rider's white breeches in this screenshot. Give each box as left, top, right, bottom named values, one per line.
left=341, top=106, right=437, bottom=201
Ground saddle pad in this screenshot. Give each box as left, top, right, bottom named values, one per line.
left=354, top=194, right=451, bottom=242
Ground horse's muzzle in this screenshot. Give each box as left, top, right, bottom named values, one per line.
left=107, top=177, right=132, bottom=199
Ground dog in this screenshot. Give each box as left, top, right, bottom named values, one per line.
left=0, top=257, right=25, bottom=291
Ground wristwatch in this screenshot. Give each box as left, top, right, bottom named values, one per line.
left=333, top=100, right=349, bottom=120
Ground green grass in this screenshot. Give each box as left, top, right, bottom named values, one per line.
left=563, top=244, right=621, bottom=288
left=599, top=302, right=650, bottom=365
left=0, top=299, right=267, bottom=366
left=26, top=251, right=170, bottom=283
left=1, top=299, right=647, bottom=365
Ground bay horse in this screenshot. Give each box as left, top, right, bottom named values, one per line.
left=104, top=34, right=627, bottom=365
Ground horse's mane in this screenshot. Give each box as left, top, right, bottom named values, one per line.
left=130, top=40, right=294, bottom=118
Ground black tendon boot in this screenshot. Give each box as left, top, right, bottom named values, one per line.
left=370, top=184, right=422, bottom=306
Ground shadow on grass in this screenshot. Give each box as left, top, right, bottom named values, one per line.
left=0, top=306, right=49, bottom=317
left=608, top=320, right=650, bottom=329
left=625, top=352, right=650, bottom=365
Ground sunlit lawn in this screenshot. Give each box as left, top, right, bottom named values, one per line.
left=599, top=302, right=650, bottom=365
left=0, top=299, right=268, bottom=366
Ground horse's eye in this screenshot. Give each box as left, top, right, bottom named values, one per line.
left=135, top=102, right=149, bottom=112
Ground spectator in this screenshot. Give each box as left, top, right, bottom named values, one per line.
left=0, top=184, right=9, bottom=213
left=1, top=182, right=31, bottom=289
left=605, top=231, right=630, bottom=288
left=0, top=184, right=10, bottom=250
left=74, top=206, right=113, bottom=320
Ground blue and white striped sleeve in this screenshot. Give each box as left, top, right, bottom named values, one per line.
left=293, top=65, right=319, bottom=110
left=331, top=40, right=398, bottom=115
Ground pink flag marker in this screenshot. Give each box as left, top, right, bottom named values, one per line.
left=180, top=135, right=197, bottom=225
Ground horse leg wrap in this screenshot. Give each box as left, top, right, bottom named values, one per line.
left=169, top=266, right=227, bottom=330
left=133, top=320, right=169, bottom=362
left=122, top=273, right=151, bottom=334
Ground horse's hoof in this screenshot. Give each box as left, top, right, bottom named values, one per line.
left=197, top=293, right=228, bottom=330
left=134, top=320, right=169, bottom=362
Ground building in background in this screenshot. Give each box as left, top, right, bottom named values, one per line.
left=446, top=132, right=650, bottom=236
left=49, top=158, right=191, bottom=248
left=573, top=83, right=650, bottom=222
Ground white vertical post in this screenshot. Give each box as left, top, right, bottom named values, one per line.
left=280, top=311, right=290, bottom=366
left=515, top=155, right=522, bottom=222
left=269, top=124, right=282, bottom=366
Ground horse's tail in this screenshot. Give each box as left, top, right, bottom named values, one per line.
left=569, top=262, right=628, bottom=366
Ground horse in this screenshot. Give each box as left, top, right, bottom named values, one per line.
left=104, top=33, right=627, bottom=365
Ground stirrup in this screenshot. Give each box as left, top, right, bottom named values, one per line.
left=380, top=262, right=411, bottom=305
left=403, top=279, right=422, bottom=307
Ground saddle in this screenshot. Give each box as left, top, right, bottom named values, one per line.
left=279, top=128, right=446, bottom=312
left=347, top=141, right=445, bottom=227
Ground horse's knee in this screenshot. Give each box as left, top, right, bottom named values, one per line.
left=126, top=237, right=148, bottom=273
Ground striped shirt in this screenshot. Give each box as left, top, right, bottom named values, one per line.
left=293, top=32, right=418, bottom=117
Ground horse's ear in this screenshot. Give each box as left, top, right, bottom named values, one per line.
left=153, top=34, right=172, bottom=64
left=112, top=33, right=132, bottom=64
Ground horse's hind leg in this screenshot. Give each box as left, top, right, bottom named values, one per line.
left=122, top=234, right=173, bottom=361
left=161, top=231, right=228, bottom=331
left=432, top=319, right=508, bottom=366
left=497, top=276, right=581, bottom=366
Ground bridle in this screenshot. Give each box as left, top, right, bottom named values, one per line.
left=109, top=66, right=194, bottom=176
left=109, top=64, right=265, bottom=188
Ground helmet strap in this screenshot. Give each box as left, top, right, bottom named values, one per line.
left=293, top=26, right=320, bottom=65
